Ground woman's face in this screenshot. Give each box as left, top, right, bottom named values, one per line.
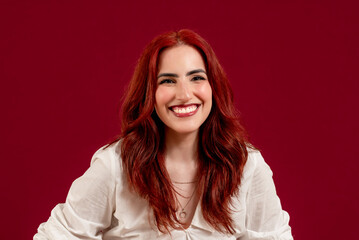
left=155, top=45, right=212, bottom=136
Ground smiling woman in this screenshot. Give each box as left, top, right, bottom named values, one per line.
left=34, top=29, right=293, bottom=239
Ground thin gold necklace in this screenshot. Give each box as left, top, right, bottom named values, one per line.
left=175, top=184, right=198, bottom=219
left=172, top=180, right=198, bottom=184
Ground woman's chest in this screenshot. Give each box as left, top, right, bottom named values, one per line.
left=103, top=184, right=247, bottom=239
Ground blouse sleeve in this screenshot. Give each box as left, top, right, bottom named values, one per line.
left=244, top=151, right=293, bottom=240
left=34, top=146, right=117, bottom=240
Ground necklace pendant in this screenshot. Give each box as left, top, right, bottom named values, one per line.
left=179, top=209, right=187, bottom=218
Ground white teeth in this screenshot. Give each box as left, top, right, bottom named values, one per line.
left=172, top=105, right=198, bottom=114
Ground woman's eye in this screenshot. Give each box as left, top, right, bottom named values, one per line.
left=159, top=79, right=174, bottom=84
left=192, top=76, right=206, bottom=81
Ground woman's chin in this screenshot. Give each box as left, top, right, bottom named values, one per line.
left=165, top=126, right=200, bottom=136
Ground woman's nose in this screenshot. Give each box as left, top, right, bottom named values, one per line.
left=176, top=81, right=191, bottom=101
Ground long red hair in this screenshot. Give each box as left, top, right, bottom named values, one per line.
left=119, top=29, right=249, bottom=234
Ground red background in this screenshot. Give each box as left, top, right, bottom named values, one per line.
left=1, top=1, right=358, bottom=239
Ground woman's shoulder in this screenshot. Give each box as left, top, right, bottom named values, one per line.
left=242, top=146, right=273, bottom=182
left=88, top=139, right=123, bottom=179
left=91, top=139, right=121, bottom=162
left=245, top=146, right=263, bottom=168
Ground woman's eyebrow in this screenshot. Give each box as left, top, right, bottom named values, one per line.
left=186, top=69, right=207, bottom=76
left=157, top=73, right=178, bottom=78
left=157, top=69, right=206, bottom=79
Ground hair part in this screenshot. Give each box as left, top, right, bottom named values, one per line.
left=119, top=29, right=249, bottom=234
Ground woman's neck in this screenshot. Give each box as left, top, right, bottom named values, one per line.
left=164, top=128, right=199, bottom=165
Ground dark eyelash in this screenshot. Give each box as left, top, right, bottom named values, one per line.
left=159, top=79, right=174, bottom=84
left=192, top=76, right=206, bottom=81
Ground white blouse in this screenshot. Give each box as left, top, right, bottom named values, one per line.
left=34, top=141, right=293, bottom=240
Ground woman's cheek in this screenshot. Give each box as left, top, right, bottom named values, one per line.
left=197, top=82, right=212, bottom=99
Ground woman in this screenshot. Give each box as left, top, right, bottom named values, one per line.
left=34, top=29, right=293, bottom=239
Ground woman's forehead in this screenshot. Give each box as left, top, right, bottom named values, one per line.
left=157, top=45, right=206, bottom=74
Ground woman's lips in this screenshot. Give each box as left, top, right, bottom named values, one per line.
left=169, top=104, right=200, bottom=117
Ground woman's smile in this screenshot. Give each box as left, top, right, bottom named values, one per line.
left=169, top=104, right=200, bottom=117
